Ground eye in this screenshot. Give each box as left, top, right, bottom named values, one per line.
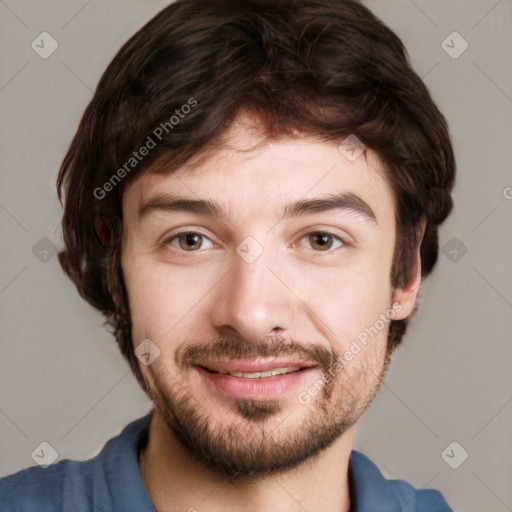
left=164, top=231, right=213, bottom=252
left=300, top=231, right=345, bottom=252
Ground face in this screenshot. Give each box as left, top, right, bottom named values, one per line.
left=121, top=118, right=417, bottom=478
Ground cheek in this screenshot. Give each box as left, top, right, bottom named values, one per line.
left=128, top=275, right=173, bottom=340
left=122, top=253, right=170, bottom=340
left=123, top=256, right=220, bottom=342
left=316, top=263, right=393, bottom=354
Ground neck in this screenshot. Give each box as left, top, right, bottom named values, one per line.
left=139, top=409, right=355, bottom=512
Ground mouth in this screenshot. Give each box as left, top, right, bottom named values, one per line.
left=195, top=359, right=319, bottom=399
left=201, top=366, right=302, bottom=379
left=198, top=358, right=317, bottom=376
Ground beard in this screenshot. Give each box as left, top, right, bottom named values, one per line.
left=144, top=335, right=391, bottom=480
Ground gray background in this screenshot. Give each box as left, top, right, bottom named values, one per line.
left=0, top=1, right=511, bottom=511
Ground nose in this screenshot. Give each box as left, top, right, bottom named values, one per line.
left=209, top=245, right=296, bottom=343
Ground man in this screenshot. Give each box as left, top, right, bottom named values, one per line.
left=0, top=0, right=455, bottom=510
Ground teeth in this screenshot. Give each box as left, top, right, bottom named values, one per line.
left=225, top=367, right=299, bottom=379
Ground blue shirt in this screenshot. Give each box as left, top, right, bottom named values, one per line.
left=0, top=413, right=452, bottom=511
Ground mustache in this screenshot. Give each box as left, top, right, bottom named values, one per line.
left=175, top=335, right=335, bottom=372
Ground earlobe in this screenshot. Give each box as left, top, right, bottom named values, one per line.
left=392, top=248, right=422, bottom=321
left=392, top=219, right=426, bottom=320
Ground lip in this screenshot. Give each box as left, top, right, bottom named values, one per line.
left=198, top=358, right=317, bottom=374
left=196, top=363, right=319, bottom=400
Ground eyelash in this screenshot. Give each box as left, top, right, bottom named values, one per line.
left=162, top=230, right=347, bottom=254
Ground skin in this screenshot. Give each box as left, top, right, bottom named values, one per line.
left=121, top=115, right=422, bottom=512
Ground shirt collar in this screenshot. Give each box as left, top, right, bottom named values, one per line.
left=101, top=412, right=156, bottom=511
left=348, top=450, right=402, bottom=511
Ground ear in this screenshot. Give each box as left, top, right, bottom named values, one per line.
left=391, top=221, right=425, bottom=321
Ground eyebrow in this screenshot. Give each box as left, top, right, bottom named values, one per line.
left=138, top=191, right=377, bottom=225
left=282, top=192, right=377, bottom=224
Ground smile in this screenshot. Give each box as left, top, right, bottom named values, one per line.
left=200, top=366, right=302, bottom=379
left=195, top=360, right=319, bottom=399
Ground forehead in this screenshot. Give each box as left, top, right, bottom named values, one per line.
left=122, top=119, right=395, bottom=228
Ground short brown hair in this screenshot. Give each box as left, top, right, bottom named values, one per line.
left=57, top=0, right=455, bottom=387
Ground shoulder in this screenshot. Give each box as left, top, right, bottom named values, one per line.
left=0, top=458, right=93, bottom=512
left=386, top=478, right=453, bottom=512
left=0, top=414, right=153, bottom=512
left=349, top=450, right=453, bottom=512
